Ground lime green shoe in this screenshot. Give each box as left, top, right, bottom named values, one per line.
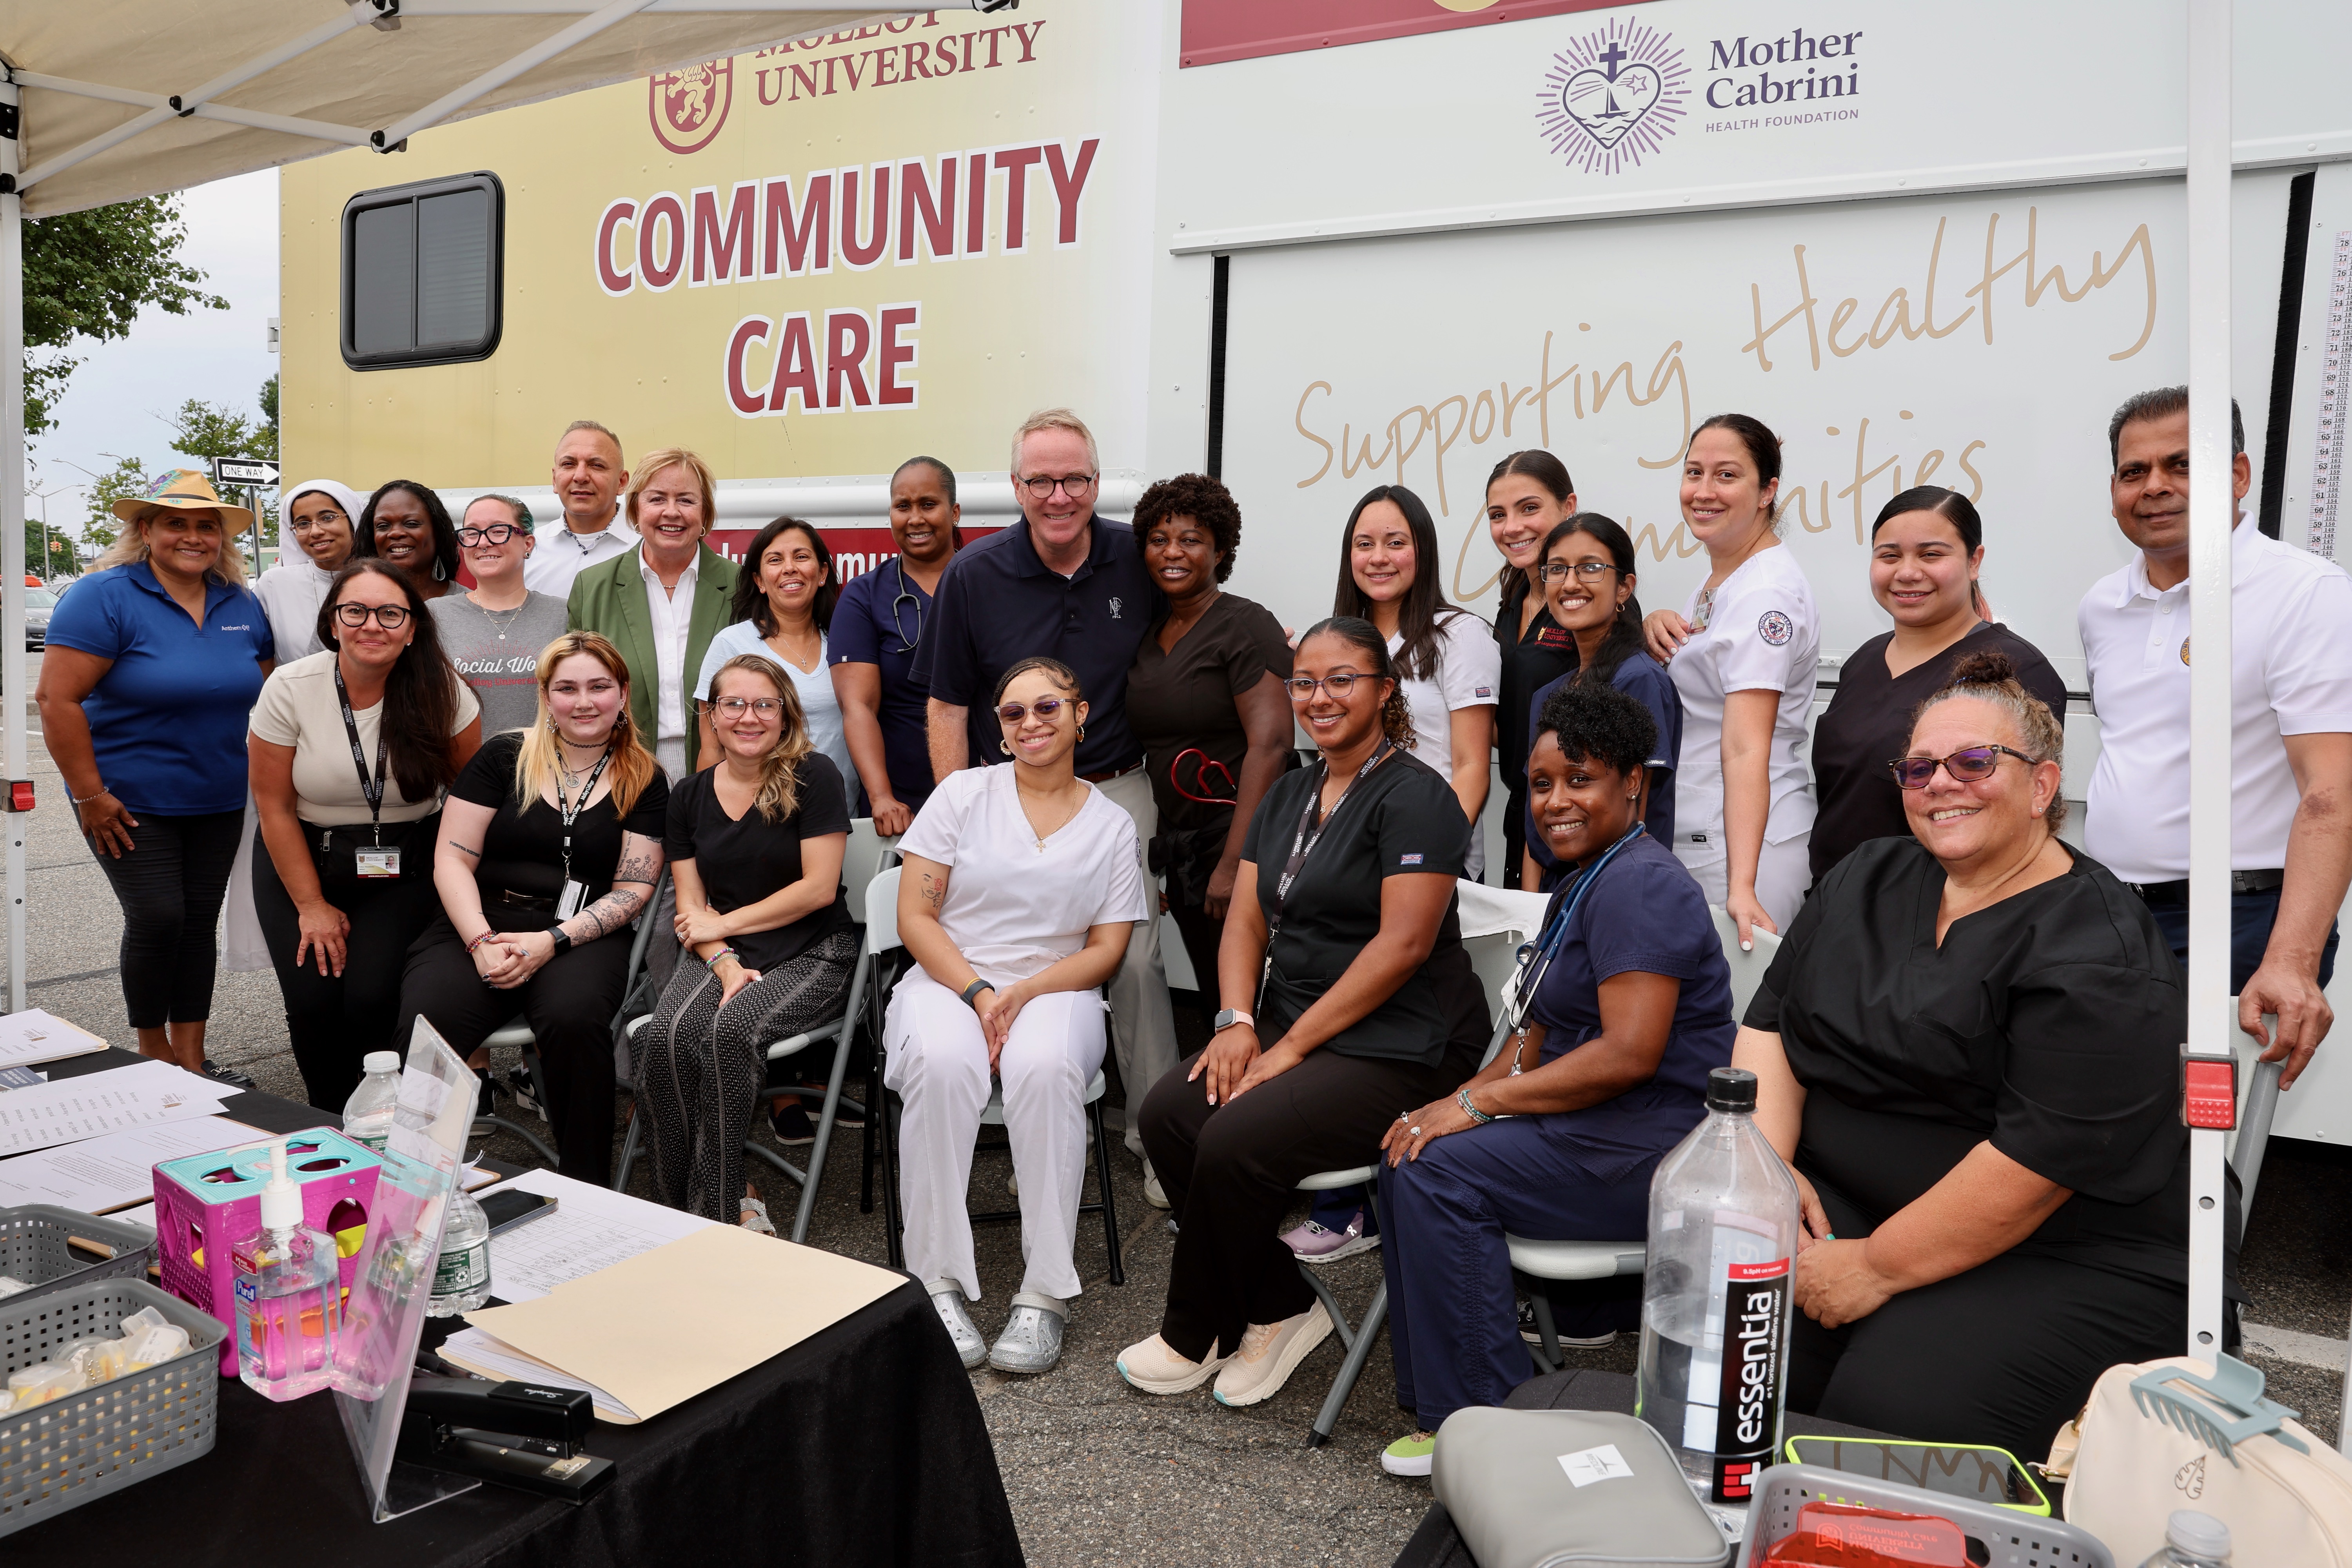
left=1381, top=1431, right=1437, bottom=1477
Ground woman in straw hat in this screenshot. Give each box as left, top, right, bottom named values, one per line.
left=36, top=470, right=275, bottom=1086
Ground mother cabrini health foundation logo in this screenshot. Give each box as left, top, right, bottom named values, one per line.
left=1537, top=17, right=1689, bottom=176
left=650, top=58, right=732, bottom=154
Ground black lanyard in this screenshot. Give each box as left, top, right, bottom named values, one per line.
left=553, top=746, right=614, bottom=887
left=1267, top=741, right=1394, bottom=954
left=1511, top=823, right=1648, bottom=1029
left=332, top=665, right=390, bottom=846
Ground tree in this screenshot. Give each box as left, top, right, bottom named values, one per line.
left=256, top=376, right=279, bottom=462
left=23, top=197, right=229, bottom=434
left=162, top=394, right=277, bottom=545
left=79, top=456, right=151, bottom=557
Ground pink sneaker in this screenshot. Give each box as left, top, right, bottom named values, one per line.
left=1280, top=1207, right=1379, bottom=1264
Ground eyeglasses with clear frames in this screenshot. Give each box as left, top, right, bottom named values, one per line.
left=1018, top=472, right=1097, bottom=500
left=1283, top=672, right=1372, bottom=700
left=710, top=697, right=783, bottom=719
left=1537, top=561, right=1619, bottom=583
left=289, top=510, right=347, bottom=535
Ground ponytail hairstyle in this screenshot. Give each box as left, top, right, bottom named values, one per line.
left=1871, top=485, right=1986, bottom=611
left=315, top=560, right=463, bottom=801
left=703, top=653, right=814, bottom=820
left=1294, top=615, right=1416, bottom=751
left=991, top=654, right=1084, bottom=708
left=515, top=631, right=660, bottom=817
left=1487, top=449, right=1578, bottom=610
left=1687, top=413, right=1786, bottom=534
left=1913, top=648, right=2067, bottom=832
left=1333, top=484, right=1464, bottom=682
left=1537, top=513, right=1647, bottom=688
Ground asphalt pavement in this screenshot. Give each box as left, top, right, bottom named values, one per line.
left=7, top=651, right=2346, bottom=1565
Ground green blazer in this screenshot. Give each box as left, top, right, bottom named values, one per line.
left=565, top=542, right=740, bottom=754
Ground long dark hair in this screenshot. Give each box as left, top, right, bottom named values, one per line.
left=355, top=480, right=462, bottom=584
left=1539, top=514, right=1648, bottom=688
left=1333, top=485, right=1463, bottom=682
left=1487, top=450, right=1576, bottom=610
left=1871, top=485, right=1985, bottom=610
left=733, top=517, right=838, bottom=635
left=1294, top=616, right=1415, bottom=750
left=314, top=559, right=463, bottom=801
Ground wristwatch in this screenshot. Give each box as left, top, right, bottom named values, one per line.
left=546, top=924, right=573, bottom=955
left=1212, top=1009, right=1254, bottom=1033
left=960, top=977, right=994, bottom=1008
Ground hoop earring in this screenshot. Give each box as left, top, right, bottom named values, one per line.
left=1077, top=724, right=1087, bottom=741
left=1000, top=740, right=1013, bottom=756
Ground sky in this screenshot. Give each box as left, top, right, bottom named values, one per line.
left=29, top=168, right=281, bottom=554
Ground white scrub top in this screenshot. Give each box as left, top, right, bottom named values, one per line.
left=1387, top=608, right=1501, bottom=880
left=698, top=620, right=855, bottom=798
left=1666, top=545, right=1820, bottom=869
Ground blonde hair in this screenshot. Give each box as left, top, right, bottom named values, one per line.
left=91, top=508, right=249, bottom=587
left=1914, top=649, right=2068, bottom=833
left=702, top=654, right=814, bottom=820
left=515, top=632, right=660, bottom=817
left=1008, top=408, right=1100, bottom=475
left=624, top=447, right=717, bottom=534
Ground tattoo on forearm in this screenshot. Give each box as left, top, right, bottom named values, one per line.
left=572, top=887, right=646, bottom=943
left=921, top=871, right=946, bottom=909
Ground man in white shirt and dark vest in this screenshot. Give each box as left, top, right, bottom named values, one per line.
left=2078, top=387, right=2352, bottom=1087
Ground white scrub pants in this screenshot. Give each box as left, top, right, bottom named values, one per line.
left=1675, top=830, right=1812, bottom=931
left=884, top=969, right=1107, bottom=1303
left=1092, top=768, right=1179, bottom=1161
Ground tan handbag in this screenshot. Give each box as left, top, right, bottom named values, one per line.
left=2053, top=1354, right=2352, bottom=1565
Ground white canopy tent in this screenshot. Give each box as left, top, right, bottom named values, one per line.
left=0, top=0, right=1007, bottom=1011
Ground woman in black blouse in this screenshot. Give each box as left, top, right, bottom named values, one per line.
left=1123, top=474, right=1294, bottom=1018
left=398, top=632, right=670, bottom=1184
left=1485, top=452, right=1581, bottom=887
left=1808, top=487, right=2065, bottom=883
left=636, top=654, right=856, bottom=1228
left=1118, top=617, right=1490, bottom=1408
left=1736, top=650, right=2204, bottom=1458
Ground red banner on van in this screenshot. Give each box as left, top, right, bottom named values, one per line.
left=1178, top=0, right=1645, bottom=69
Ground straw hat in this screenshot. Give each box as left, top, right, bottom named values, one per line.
left=112, top=468, right=255, bottom=530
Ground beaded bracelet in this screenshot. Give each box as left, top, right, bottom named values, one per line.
left=704, top=947, right=739, bottom=971
left=465, top=930, right=503, bottom=955
left=1457, top=1087, right=1506, bottom=1125
left=69, top=786, right=109, bottom=806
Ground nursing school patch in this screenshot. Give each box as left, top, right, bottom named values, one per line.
left=1537, top=626, right=1572, bottom=648
left=1757, top=610, right=1794, bottom=647
left=1399, top=853, right=1425, bottom=866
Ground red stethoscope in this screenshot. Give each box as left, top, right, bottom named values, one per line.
left=1170, top=749, right=1238, bottom=806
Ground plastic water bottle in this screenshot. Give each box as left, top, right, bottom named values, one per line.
left=2138, top=1512, right=2232, bottom=1566
left=343, top=1051, right=402, bottom=1154
left=427, top=1187, right=492, bottom=1317
left=232, top=1140, right=341, bottom=1399
left=1635, top=1066, right=1802, bottom=1507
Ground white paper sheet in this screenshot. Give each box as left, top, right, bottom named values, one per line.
left=0, top=1060, right=230, bottom=1157
left=439, top=1326, right=640, bottom=1423
left=0, top=1009, right=111, bottom=1069
left=0, top=1114, right=267, bottom=1211
left=468, top=1168, right=717, bottom=1304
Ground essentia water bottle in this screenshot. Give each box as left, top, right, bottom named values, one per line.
left=1635, top=1066, right=1802, bottom=1508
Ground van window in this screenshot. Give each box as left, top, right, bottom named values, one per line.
left=340, top=172, right=504, bottom=369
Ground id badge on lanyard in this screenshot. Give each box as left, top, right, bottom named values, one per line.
left=553, top=747, right=614, bottom=923
left=1263, top=744, right=1392, bottom=987
left=335, top=666, right=401, bottom=878
left=357, top=848, right=401, bottom=878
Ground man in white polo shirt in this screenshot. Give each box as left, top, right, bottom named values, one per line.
left=2078, top=387, right=2352, bottom=1087
left=523, top=419, right=637, bottom=599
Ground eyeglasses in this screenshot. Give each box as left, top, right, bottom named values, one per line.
left=997, top=698, right=1069, bottom=724
left=333, top=602, right=411, bottom=629
left=457, top=523, right=529, bottom=546
left=1018, top=472, right=1096, bottom=500
left=710, top=697, right=783, bottom=719
left=1538, top=561, right=1619, bottom=583
left=289, top=512, right=347, bottom=535
left=1887, top=744, right=2037, bottom=789
left=1283, top=672, right=1372, bottom=700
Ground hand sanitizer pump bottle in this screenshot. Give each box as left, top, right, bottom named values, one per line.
left=233, top=1140, right=342, bottom=1399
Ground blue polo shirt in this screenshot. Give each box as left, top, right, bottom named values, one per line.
left=909, top=517, right=1161, bottom=776
left=46, top=563, right=275, bottom=816
left=828, top=558, right=937, bottom=813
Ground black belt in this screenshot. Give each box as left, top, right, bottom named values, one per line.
left=1079, top=760, right=1143, bottom=783
left=2125, top=870, right=2286, bottom=907
left=492, top=888, right=558, bottom=912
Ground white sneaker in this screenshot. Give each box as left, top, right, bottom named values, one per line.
left=1210, top=1303, right=1334, bottom=1407
left=1142, top=1161, right=1169, bottom=1210
left=928, top=1281, right=986, bottom=1370
left=1116, top=1332, right=1229, bottom=1395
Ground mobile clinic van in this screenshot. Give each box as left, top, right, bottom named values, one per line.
left=279, top=0, right=2352, bottom=1142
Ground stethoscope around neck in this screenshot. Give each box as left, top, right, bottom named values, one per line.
left=1510, top=822, right=1648, bottom=1029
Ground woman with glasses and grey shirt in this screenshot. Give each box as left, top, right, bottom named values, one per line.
left=429, top=495, right=572, bottom=735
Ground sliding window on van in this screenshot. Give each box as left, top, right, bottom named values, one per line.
left=340, top=172, right=505, bottom=370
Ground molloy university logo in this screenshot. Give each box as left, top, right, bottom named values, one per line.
left=1537, top=17, right=1690, bottom=176
left=650, top=58, right=732, bottom=154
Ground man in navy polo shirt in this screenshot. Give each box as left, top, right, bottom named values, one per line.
left=914, top=408, right=1176, bottom=1200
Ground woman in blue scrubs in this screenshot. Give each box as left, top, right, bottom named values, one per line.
left=1372, top=679, right=1734, bottom=1477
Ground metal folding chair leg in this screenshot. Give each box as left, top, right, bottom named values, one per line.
left=1088, top=1094, right=1124, bottom=1286
left=1525, top=1292, right=1565, bottom=1374
left=613, top=1099, right=644, bottom=1192
left=1298, top=1185, right=1383, bottom=1447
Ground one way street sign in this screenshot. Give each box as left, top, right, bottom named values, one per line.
left=212, top=457, right=279, bottom=487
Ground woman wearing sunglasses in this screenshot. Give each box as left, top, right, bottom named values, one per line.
left=428, top=495, right=570, bottom=735
left=1733, top=651, right=2201, bottom=1461
left=254, top=479, right=362, bottom=661
left=829, top=457, right=962, bottom=835
left=249, top=561, right=483, bottom=1107
left=1808, top=487, right=2065, bottom=885
left=1123, top=473, right=1295, bottom=1025
left=887, top=657, right=1148, bottom=1375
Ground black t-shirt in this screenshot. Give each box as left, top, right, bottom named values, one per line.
left=1808, top=622, right=2067, bottom=882
left=665, top=754, right=853, bottom=971
left=1744, top=837, right=2203, bottom=1290
left=1128, top=593, right=1294, bottom=838
left=1240, top=750, right=1489, bottom=1066
left=451, top=732, right=671, bottom=907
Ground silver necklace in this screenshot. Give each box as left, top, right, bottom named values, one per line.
left=475, top=595, right=528, bottom=640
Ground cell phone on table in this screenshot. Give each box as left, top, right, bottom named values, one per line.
left=1782, top=1435, right=2052, bottom=1516
left=479, top=1188, right=558, bottom=1238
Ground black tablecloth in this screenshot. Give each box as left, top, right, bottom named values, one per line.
left=11, top=1053, right=1025, bottom=1568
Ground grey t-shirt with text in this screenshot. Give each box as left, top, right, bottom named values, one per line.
left=428, top=591, right=572, bottom=736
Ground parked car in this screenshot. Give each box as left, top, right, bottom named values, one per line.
left=24, top=585, right=54, bottom=650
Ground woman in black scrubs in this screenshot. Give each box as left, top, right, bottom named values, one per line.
left=1117, top=617, right=1490, bottom=1407
left=1485, top=452, right=1581, bottom=887
left=1808, top=487, right=2065, bottom=884
left=1736, top=650, right=2208, bottom=1458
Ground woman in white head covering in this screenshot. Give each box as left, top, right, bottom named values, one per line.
left=254, top=479, right=362, bottom=661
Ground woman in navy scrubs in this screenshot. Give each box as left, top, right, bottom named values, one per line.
left=1374, top=679, right=1734, bottom=1477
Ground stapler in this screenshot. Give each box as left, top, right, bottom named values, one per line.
left=396, top=1374, right=617, bottom=1503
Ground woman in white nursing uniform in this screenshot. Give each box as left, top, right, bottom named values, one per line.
left=1642, top=413, right=1820, bottom=948
left=887, top=656, right=1148, bottom=1378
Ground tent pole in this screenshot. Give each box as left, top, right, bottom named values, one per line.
left=0, top=74, right=25, bottom=1014
left=2183, top=0, right=2233, bottom=1359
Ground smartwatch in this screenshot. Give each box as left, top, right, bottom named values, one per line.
left=1212, top=1009, right=1254, bottom=1033
left=960, top=977, right=994, bottom=1008
left=546, top=924, right=573, bottom=955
